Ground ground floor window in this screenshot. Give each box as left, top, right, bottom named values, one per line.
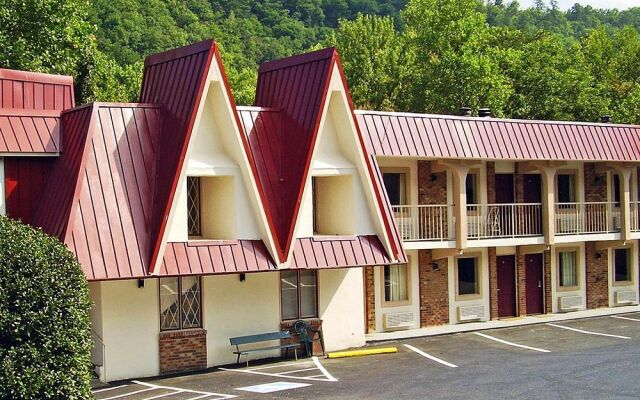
left=558, top=250, right=578, bottom=287
left=159, top=276, right=202, bottom=330
left=614, top=248, right=631, bottom=282
left=457, top=257, right=479, bottom=296
left=281, top=270, right=318, bottom=320
left=384, top=264, right=409, bottom=303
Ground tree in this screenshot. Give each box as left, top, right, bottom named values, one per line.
left=0, top=216, right=92, bottom=399
left=327, top=14, right=415, bottom=110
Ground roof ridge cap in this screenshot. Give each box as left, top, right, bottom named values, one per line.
left=258, top=48, right=336, bottom=74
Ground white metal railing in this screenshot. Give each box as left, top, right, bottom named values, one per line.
left=467, top=203, right=543, bottom=239
left=555, top=202, right=620, bottom=235
left=631, top=201, right=640, bottom=232
left=392, top=204, right=454, bottom=241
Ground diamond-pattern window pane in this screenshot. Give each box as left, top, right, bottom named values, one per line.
left=187, top=177, right=201, bottom=236
left=181, top=277, right=201, bottom=329
left=160, top=278, right=179, bottom=330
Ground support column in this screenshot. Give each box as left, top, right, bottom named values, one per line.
left=540, top=167, right=556, bottom=246
left=615, top=167, right=633, bottom=241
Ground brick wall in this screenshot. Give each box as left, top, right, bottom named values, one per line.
left=584, top=163, right=607, bottom=202
left=515, top=164, right=524, bottom=203
left=159, top=329, right=207, bottom=374
left=544, top=249, right=552, bottom=313
left=488, top=248, right=498, bottom=320
left=418, top=161, right=447, bottom=205
left=418, top=250, right=449, bottom=326
left=586, top=242, right=609, bottom=309
left=364, top=267, right=376, bottom=333
left=487, top=162, right=496, bottom=204
left=281, top=319, right=324, bottom=356
left=516, top=248, right=527, bottom=316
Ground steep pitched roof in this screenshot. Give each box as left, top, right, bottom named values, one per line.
left=357, top=111, right=640, bottom=161
left=32, top=103, right=161, bottom=280
left=289, top=235, right=397, bottom=269
left=0, top=109, right=60, bottom=154
left=0, top=68, right=74, bottom=110
left=139, top=40, right=219, bottom=273
left=248, top=48, right=404, bottom=263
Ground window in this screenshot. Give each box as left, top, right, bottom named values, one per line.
left=614, top=248, right=631, bottom=282
left=280, top=270, right=318, bottom=320
left=384, top=264, right=409, bottom=303
left=457, top=257, right=479, bottom=295
left=187, top=177, right=201, bottom=237
left=383, top=173, right=407, bottom=206
left=466, top=174, right=478, bottom=205
left=159, top=277, right=202, bottom=331
left=557, top=174, right=576, bottom=203
left=558, top=251, right=578, bottom=287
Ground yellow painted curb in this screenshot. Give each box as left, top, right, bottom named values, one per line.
left=326, top=347, right=397, bottom=359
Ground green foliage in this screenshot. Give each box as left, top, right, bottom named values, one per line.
left=0, top=216, right=92, bottom=400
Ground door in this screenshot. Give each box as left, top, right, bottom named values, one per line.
left=523, top=174, right=543, bottom=234
left=495, top=174, right=515, bottom=235
left=497, top=255, right=517, bottom=318
left=525, top=253, right=544, bottom=314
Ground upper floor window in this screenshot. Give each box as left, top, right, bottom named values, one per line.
left=557, top=174, right=576, bottom=203
left=187, top=177, right=201, bottom=237
left=614, top=248, right=631, bottom=282
left=159, top=277, right=202, bottom=331
left=558, top=250, right=578, bottom=288
left=383, top=173, right=407, bottom=206
left=466, top=173, right=478, bottom=205
left=280, top=270, right=318, bottom=320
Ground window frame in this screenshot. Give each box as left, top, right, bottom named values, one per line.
left=159, top=276, right=203, bottom=331
left=556, top=173, right=577, bottom=204
left=455, top=255, right=482, bottom=300
left=382, top=172, right=408, bottom=206
left=613, top=247, right=633, bottom=285
left=280, top=270, right=319, bottom=321
left=380, top=261, right=412, bottom=307
left=187, top=176, right=202, bottom=238
left=556, top=248, right=580, bottom=291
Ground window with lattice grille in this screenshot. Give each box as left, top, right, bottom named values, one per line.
left=160, top=277, right=202, bottom=331
left=187, top=177, right=201, bottom=237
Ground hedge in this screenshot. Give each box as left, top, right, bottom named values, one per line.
left=0, top=216, right=92, bottom=399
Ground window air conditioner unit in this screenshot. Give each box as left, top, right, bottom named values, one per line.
left=383, top=312, right=415, bottom=330
left=615, top=290, right=637, bottom=306
left=558, top=295, right=582, bottom=312
left=457, top=305, right=485, bottom=322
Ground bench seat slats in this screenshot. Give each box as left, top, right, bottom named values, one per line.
left=233, top=343, right=299, bottom=354
left=230, top=331, right=291, bottom=345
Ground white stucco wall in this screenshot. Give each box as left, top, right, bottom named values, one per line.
left=0, top=157, right=4, bottom=215
left=203, top=272, right=281, bottom=366
left=448, top=248, right=491, bottom=324
left=373, top=250, right=420, bottom=332
left=318, top=268, right=366, bottom=351
left=550, top=243, right=587, bottom=313
left=608, top=241, right=639, bottom=306
left=98, top=279, right=160, bottom=382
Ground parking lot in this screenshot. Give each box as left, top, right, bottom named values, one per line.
left=93, top=313, right=640, bottom=399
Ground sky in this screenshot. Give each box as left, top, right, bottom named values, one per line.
left=517, top=0, right=638, bottom=10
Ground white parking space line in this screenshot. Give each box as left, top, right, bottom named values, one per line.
left=312, top=356, right=338, bottom=382
left=611, top=315, right=640, bottom=322
left=99, top=387, right=156, bottom=400
left=132, top=381, right=237, bottom=400
left=219, top=357, right=337, bottom=382
left=92, top=385, right=129, bottom=394
left=473, top=332, right=551, bottom=353
left=547, top=323, right=631, bottom=339
left=403, top=344, right=458, bottom=368
left=277, top=367, right=318, bottom=375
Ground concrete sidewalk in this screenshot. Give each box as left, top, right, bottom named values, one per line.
left=366, top=305, right=640, bottom=343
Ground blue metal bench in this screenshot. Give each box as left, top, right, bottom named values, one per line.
left=230, top=331, right=299, bottom=367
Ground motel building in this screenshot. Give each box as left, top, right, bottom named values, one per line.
left=1, top=40, right=640, bottom=383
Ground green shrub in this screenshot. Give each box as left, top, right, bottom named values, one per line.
left=0, top=216, right=92, bottom=399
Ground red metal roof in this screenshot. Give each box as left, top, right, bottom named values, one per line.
left=0, top=68, right=74, bottom=110
left=4, top=158, right=54, bottom=224
left=0, top=109, right=60, bottom=154
left=357, top=111, right=640, bottom=161
left=32, top=103, right=162, bottom=280
left=139, top=39, right=219, bottom=274
left=289, top=235, right=397, bottom=269
left=160, top=241, right=278, bottom=276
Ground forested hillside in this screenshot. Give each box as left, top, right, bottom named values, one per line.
left=2, top=0, right=640, bottom=123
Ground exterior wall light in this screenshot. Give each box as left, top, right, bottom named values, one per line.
left=137, top=279, right=145, bottom=288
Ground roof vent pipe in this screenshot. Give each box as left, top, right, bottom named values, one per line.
left=600, top=115, right=612, bottom=123
left=460, top=107, right=472, bottom=116
left=478, top=108, right=491, bottom=118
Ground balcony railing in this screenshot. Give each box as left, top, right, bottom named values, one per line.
left=555, top=202, right=620, bottom=235
left=392, top=204, right=454, bottom=241
left=632, top=201, right=640, bottom=232
left=467, top=203, right=543, bottom=239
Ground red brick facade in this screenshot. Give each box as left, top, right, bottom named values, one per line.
left=418, top=161, right=447, bottom=205
left=586, top=242, right=609, bottom=309
left=488, top=248, right=498, bottom=320
left=516, top=248, right=527, bottom=316
left=544, top=249, right=553, bottom=313
left=584, top=163, right=607, bottom=202
left=364, top=267, right=376, bottom=333
left=159, top=329, right=207, bottom=374
left=281, top=319, right=324, bottom=355
left=419, top=250, right=449, bottom=326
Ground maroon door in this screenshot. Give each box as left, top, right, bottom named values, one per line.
left=523, top=174, right=542, bottom=203
left=495, top=174, right=515, bottom=236
left=495, top=174, right=515, bottom=204
left=525, top=253, right=544, bottom=314
left=497, top=255, right=517, bottom=318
